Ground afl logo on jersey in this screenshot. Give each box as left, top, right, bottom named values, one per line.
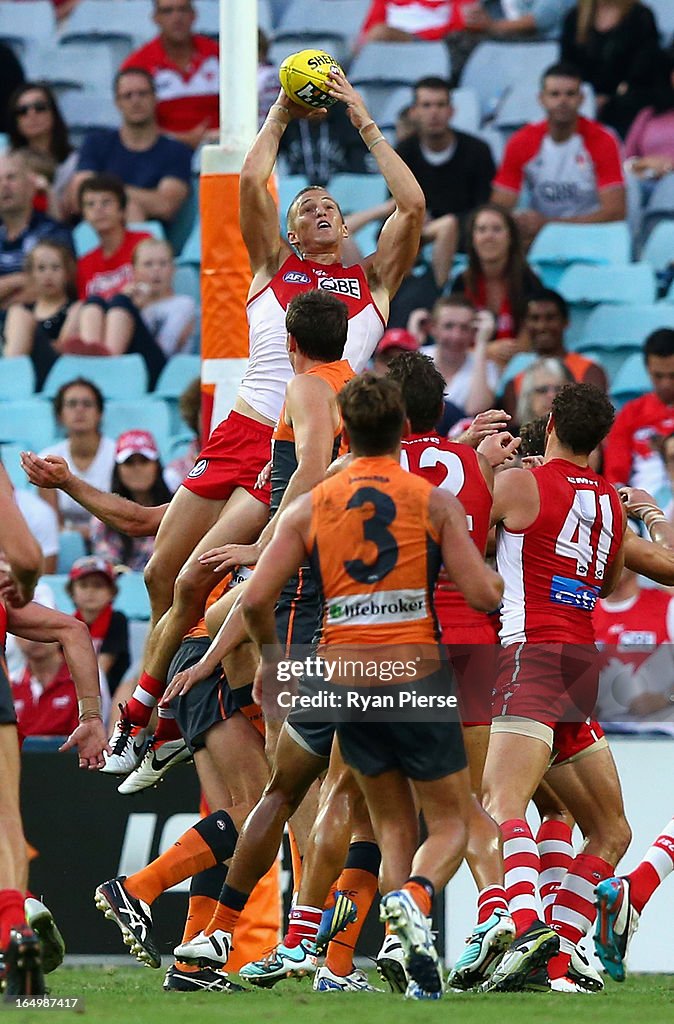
left=318, top=277, right=361, bottom=299
left=283, top=271, right=311, bottom=285
left=187, top=458, right=209, bottom=479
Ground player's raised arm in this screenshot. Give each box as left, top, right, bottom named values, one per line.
left=20, top=452, right=166, bottom=537
left=240, top=89, right=319, bottom=280
left=326, top=69, right=425, bottom=301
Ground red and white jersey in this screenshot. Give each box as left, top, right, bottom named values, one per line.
left=241, top=253, right=385, bottom=422
left=603, top=392, right=674, bottom=505
left=361, top=1, right=472, bottom=40
left=593, top=587, right=674, bottom=668
left=401, top=433, right=493, bottom=631
left=121, top=36, right=219, bottom=134
left=493, top=117, right=624, bottom=219
left=497, top=459, right=624, bottom=645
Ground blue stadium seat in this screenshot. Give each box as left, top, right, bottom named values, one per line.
left=350, top=42, right=451, bottom=116
left=460, top=41, right=558, bottom=121
left=641, top=175, right=674, bottom=243
left=328, top=173, right=389, bottom=214
left=57, top=530, right=87, bottom=575
left=43, top=355, right=149, bottom=400
left=58, top=92, right=121, bottom=145
left=647, top=0, right=674, bottom=43
left=60, top=0, right=154, bottom=63
left=103, top=399, right=171, bottom=451
left=0, top=357, right=36, bottom=400
left=176, top=218, right=201, bottom=266
left=0, top=2, right=56, bottom=58
left=25, top=42, right=116, bottom=98
left=574, top=304, right=674, bottom=382
left=496, top=352, right=537, bottom=396
left=167, top=182, right=199, bottom=259
left=41, top=575, right=74, bottom=614
left=272, top=0, right=368, bottom=63
left=559, top=264, right=657, bottom=306
left=277, top=174, right=309, bottom=231
left=529, top=222, right=631, bottom=289
left=0, top=443, right=28, bottom=490
left=73, top=220, right=165, bottom=259
left=258, top=0, right=273, bottom=37
left=641, top=221, right=674, bottom=275
left=610, top=352, right=652, bottom=409
left=173, top=266, right=201, bottom=309
left=116, top=571, right=151, bottom=619
left=0, top=401, right=55, bottom=451
left=477, top=128, right=504, bottom=166
left=376, top=86, right=414, bottom=133
left=155, top=355, right=202, bottom=400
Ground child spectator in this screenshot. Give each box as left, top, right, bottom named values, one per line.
left=91, top=430, right=174, bottom=572
left=3, top=240, right=79, bottom=389
left=66, top=556, right=130, bottom=702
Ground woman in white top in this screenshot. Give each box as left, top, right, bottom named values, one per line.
left=38, top=378, right=116, bottom=538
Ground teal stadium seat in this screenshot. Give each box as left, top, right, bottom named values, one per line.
left=0, top=443, right=28, bottom=490
left=272, top=0, right=369, bottom=64
left=41, top=575, right=73, bottom=614
left=43, top=355, right=149, bottom=400
left=460, top=41, right=558, bottom=121
left=529, top=222, right=631, bottom=289
left=642, top=222, right=674, bottom=275
left=0, top=1, right=56, bottom=60
left=0, top=356, right=36, bottom=399
left=103, top=399, right=171, bottom=451
left=574, top=303, right=674, bottom=381
left=116, top=571, right=151, bottom=619
left=57, top=530, right=87, bottom=574
left=610, top=352, right=652, bottom=409
left=558, top=263, right=657, bottom=348
left=0, top=401, right=55, bottom=451
left=176, top=218, right=201, bottom=266
left=277, top=175, right=309, bottom=233
left=155, top=354, right=201, bottom=433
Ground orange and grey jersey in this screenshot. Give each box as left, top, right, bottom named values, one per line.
left=270, top=359, right=354, bottom=515
left=307, top=456, right=442, bottom=646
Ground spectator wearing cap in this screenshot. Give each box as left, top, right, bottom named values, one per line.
left=67, top=556, right=130, bottom=702
left=374, top=329, right=467, bottom=435
left=38, top=378, right=116, bottom=539
left=91, top=430, right=174, bottom=572
left=425, top=294, right=499, bottom=414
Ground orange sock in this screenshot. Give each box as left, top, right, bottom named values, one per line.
left=125, top=830, right=215, bottom=906
left=326, top=867, right=379, bottom=976
left=288, top=827, right=303, bottom=897
left=205, top=903, right=244, bottom=937
left=403, top=879, right=432, bottom=916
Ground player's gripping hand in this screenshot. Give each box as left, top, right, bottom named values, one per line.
left=618, top=486, right=663, bottom=520
left=199, top=542, right=261, bottom=573
left=274, top=87, right=327, bottom=121
left=20, top=451, right=72, bottom=489
left=60, top=719, right=110, bottom=770
left=326, top=68, right=371, bottom=130
left=458, top=409, right=511, bottom=448
left=478, top=431, right=521, bottom=468
left=161, top=662, right=212, bottom=705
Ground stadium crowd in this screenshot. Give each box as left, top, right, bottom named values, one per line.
left=0, top=0, right=673, bottom=1002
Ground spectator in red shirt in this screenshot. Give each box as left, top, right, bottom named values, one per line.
left=120, top=0, right=219, bottom=149
left=75, top=175, right=151, bottom=302
left=11, top=635, right=80, bottom=738
left=66, top=556, right=130, bottom=704
left=491, top=62, right=626, bottom=247
left=604, top=329, right=674, bottom=508
left=359, top=1, right=472, bottom=44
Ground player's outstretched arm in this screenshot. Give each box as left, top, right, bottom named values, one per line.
left=432, top=489, right=503, bottom=611
left=240, top=88, right=320, bottom=278
left=622, top=487, right=674, bottom=585
left=20, top=452, right=166, bottom=537
left=7, top=603, right=108, bottom=767
left=327, top=69, right=425, bottom=300
left=0, top=462, right=43, bottom=605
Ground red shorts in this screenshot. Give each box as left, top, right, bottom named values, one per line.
left=181, top=410, right=272, bottom=505
left=444, top=621, right=499, bottom=728
left=551, top=719, right=606, bottom=767
left=492, top=642, right=599, bottom=724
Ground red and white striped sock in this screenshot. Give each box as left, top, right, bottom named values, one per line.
left=124, top=672, right=166, bottom=727
left=477, top=885, right=509, bottom=924
left=502, top=819, right=541, bottom=935
left=154, top=706, right=182, bottom=741
left=536, top=820, right=574, bottom=924
left=285, top=905, right=322, bottom=948
left=627, top=817, right=674, bottom=915
left=548, top=853, right=612, bottom=979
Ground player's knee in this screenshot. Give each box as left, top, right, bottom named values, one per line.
left=611, top=815, right=632, bottom=864
left=144, top=551, right=169, bottom=603
left=260, top=780, right=302, bottom=823
left=174, top=558, right=212, bottom=608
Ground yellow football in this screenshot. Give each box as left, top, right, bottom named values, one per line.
left=279, top=48, right=343, bottom=110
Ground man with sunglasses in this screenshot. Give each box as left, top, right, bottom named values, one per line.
left=120, top=0, right=219, bottom=149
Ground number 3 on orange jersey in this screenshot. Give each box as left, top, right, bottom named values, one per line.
left=344, top=487, right=399, bottom=583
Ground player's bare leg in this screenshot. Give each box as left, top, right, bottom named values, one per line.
left=542, top=746, right=631, bottom=991
left=463, top=724, right=490, bottom=798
